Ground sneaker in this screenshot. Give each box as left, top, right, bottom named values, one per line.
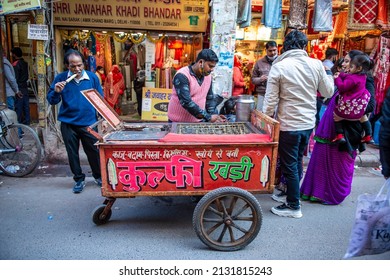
left=271, top=203, right=303, bottom=218
left=332, top=134, right=346, bottom=144
left=94, top=178, right=102, bottom=187
left=361, top=135, right=374, bottom=144
left=72, top=180, right=85, bottom=194
left=271, top=191, right=287, bottom=203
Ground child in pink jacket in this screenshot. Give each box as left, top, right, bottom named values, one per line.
left=333, top=54, right=374, bottom=144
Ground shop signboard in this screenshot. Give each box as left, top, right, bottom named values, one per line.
left=141, top=87, right=171, bottom=121
left=0, top=0, right=41, bottom=15
left=27, top=24, right=48, bottom=40
left=52, top=0, right=209, bottom=32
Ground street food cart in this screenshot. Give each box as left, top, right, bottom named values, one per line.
left=81, top=89, right=280, bottom=251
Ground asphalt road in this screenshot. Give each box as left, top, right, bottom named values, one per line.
left=0, top=165, right=389, bottom=261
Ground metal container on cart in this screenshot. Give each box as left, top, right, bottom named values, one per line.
left=235, top=95, right=255, bottom=122
left=81, top=89, right=280, bottom=251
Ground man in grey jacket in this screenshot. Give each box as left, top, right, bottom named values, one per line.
left=3, top=55, right=21, bottom=110
left=263, top=30, right=334, bottom=218
left=251, top=41, right=278, bottom=111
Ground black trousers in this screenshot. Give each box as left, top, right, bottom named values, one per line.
left=60, top=122, right=101, bottom=182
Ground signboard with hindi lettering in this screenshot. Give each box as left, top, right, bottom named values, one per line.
left=0, top=0, right=41, bottom=15
left=141, top=87, right=171, bottom=121
left=99, top=144, right=274, bottom=196
left=52, top=0, right=209, bottom=32
left=27, top=24, right=48, bottom=40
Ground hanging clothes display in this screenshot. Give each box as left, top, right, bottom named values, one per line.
left=137, top=44, right=146, bottom=70
left=333, top=11, right=349, bottom=39
left=104, top=65, right=125, bottom=115
left=95, top=38, right=105, bottom=69
left=313, top=0, right=333, bottom=32
left=87, top=53, right=97, bottom=72
left=288, top=0, right=308, bottom=29
left=371, top=32, right=390, bottom=114
left=105, top=36, right=113, bottom=73
left=261, top=0, right=282, bottom=29
left=376, top=0, right=390, bottom=29
left=154, top=41, right=164, bottom=69
left=348, top=0, right=379, bottom=30
left=236, top=0, right=252, bottom=28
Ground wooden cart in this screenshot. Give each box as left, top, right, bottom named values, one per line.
left=82, top=89, right=280, bottom=251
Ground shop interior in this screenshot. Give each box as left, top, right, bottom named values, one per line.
left=53, top=29, right=205, bottom=115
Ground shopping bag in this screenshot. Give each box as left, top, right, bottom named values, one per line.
left=344, top=179, right=390, bottom=258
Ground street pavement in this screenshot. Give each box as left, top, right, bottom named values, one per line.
left=0, top=160, right=389, bottom=260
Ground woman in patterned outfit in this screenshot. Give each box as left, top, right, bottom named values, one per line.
left=300, top=50, right=375, bottom=205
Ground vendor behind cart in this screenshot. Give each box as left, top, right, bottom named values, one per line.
left=47, top=49, right=103, bottom=194
left=167, top=49, right=226, bottom=123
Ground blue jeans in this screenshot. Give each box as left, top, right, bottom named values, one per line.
left=6, top=96, right=15, bottom=111
left=278, top=129, right=313, bottom=209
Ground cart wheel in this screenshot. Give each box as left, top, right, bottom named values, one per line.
left=193, top=187, right=262, bottom=251
left=92, top=204, right=112, bottom=225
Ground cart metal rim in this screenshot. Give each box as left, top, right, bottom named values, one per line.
left=193, top=187, right=263, bottom=251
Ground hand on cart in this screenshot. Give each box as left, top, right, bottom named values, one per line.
left=210, top=114, right=227, bottom=123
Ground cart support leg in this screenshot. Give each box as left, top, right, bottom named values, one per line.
left=102, top=198, right=116, bottom=216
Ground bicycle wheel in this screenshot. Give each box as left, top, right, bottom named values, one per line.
left=0, top=124, right=43, bottom=177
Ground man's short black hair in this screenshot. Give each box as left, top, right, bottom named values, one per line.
left=196, top=49, right=219, bottom=63
left=282, top=30, right=308, bottom=52
left=63, top=49, right=85, bottom=65
left=11, top=47, right=23, bottom=58
left=325, top=48, right=338, bottom=58
left=265, top=41, right=277, bottom=49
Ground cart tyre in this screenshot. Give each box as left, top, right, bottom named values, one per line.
left=193, top=187, right=262, bottom=251
left=92, top=204, right=112, bottom=225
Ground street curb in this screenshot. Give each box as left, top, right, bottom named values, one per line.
left=354, top=154, right=381, bottom=168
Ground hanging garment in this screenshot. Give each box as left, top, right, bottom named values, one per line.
left=376, top=0, right=390, bottom=29
left=348, top=0, right=379, bottom=30
left=104, top=65, right=125, bottom=114
left=313, top=0, right=333, bottom=32
left=105, top=36, right=112, bottom=72
left=261, top=0, right=282, bottom=29
left=87, top=55, right=97, bottom=72
left=90, top=33, right=96, bottom=55
left=123, top=65, right=132, bottom=90
left=110, top=37, right=116, bottom=65
left=237, top=0, right=252, bottom=28
left=333, top=11, right=349, bottom=39
left=307, top=10, right=320, bottom=35
left=154, top=41, right=164, bottom=69
left=137, top=44, right=146, bottom=69
left=371, top=33, right=390, bottom=114
left=288, top=0, right=308, bottom=29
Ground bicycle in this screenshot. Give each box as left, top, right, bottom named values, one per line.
left=0, top=104, right=43, bottom=177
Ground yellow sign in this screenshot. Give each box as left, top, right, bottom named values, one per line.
left=141, top=87, right=171, bottom=121
left=0, top=0, right=41, bottom=15
left=52, top=0, right=209, bottom=32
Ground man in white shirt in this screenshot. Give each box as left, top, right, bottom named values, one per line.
left=263, top=30, right=334, bottom=218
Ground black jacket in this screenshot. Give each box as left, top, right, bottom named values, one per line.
left=365, top=74, right=375, bottom=114
left=13, top=58, right=29, bottom=89
left=379, top=88, right=390, bottom=177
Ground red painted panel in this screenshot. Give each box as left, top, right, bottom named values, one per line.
left=100, top=145, right=273, bottom=195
